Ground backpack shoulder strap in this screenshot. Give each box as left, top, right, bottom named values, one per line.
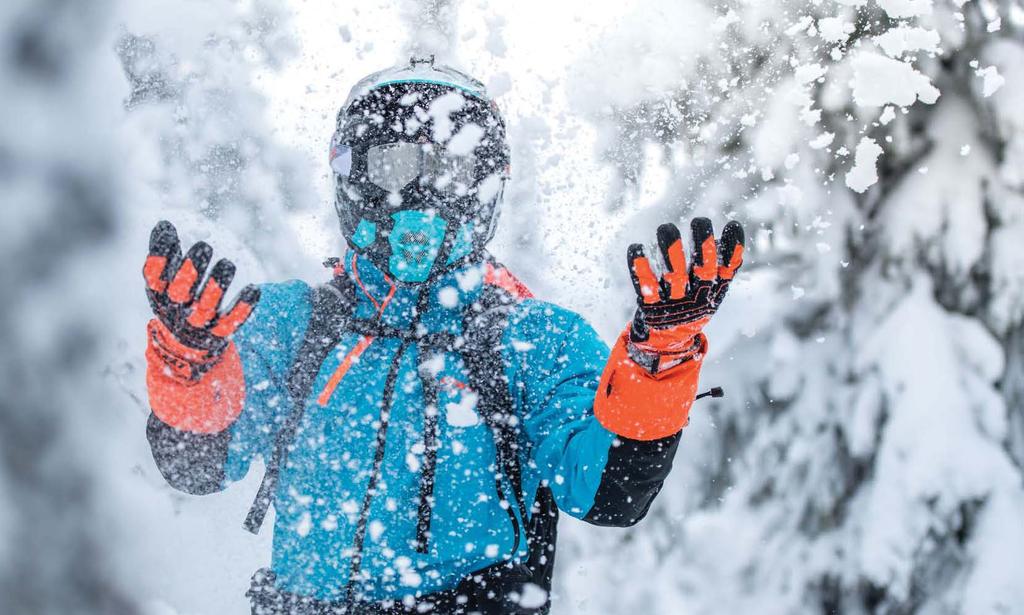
left=243, top=273, right=353, bottom=534
left=463, top=265, right=559, bottom=603
left=461, top=279, right=529, bottom=522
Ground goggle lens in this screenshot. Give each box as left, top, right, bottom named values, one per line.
left=331, top=140, right=477, bottom=195
left=368, top=142, right=422, bottom=193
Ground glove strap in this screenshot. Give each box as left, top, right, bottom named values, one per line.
left=628, top=332, right=705, bottom=374
left=147, top=319, right=223, bottom=382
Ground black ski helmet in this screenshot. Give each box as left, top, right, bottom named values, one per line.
left=330, top=56, right=510, bottom=283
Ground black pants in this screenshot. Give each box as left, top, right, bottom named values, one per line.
left=247, top=562, right=550, bottom=615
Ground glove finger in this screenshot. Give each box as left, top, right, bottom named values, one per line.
left=717, top=220, right=745, bottom=280
left=167, top=241, right=213, bottom=305
left=656, top=223, right=687, bottom=300
left=186, top=258, right=236, bottom=328
left=630, top=309, right=650, bottom=342
left=627, top=244, right=661, bottom=305
left=144, top=220, right=181, bottom=293
left=690, top=217, right=717, bottom=282
left=712, top=279, right=734, bottom=307
left=210, top=284, right=260, bottom=338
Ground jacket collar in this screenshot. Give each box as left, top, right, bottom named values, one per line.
left=336, top=250, right=489, bottom=333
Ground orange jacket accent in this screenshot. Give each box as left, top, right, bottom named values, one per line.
left=317, top=335, right=374, bottom=407
left=485, top=262, right=534, bottom=299
left=146, top=319, right=245, bottom=433
left=594, top=327, right=706, bottom=441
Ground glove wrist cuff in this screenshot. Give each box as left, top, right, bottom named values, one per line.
left=627, top=331, right=705, bottom=374
left=147, top=319, right=223, bottom=382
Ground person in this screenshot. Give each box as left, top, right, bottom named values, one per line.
left=142, top=56, right=744, bottom=615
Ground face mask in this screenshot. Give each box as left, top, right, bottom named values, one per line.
left=388, top=210, right=447, bottom=283
left=354, top=210, right=474, bottom=283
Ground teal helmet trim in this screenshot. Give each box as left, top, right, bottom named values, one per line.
left=370, top=79, right=487, bottom=101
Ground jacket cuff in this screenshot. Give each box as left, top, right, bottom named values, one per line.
left=146, top=413, right=230, bottom=495
left=583, top=431, right=681, bottom=527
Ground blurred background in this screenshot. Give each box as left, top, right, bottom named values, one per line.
left=2, top=0, right=1023, bottom=613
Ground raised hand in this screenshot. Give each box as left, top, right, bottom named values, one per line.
left=626, top=218, right=744, bottom=367
left=143, top=220, right=260, bottom=380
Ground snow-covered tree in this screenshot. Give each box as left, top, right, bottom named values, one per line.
left=0, top=1, right=137, bottom=613
left=560, top=1, right=1024, bottom=613
left=1, top=1, right=312, bottom=613
left=107, top=3, right=319, bottom=614
left=115, top=0, right=312, bottom=278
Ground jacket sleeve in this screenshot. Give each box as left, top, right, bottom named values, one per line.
left=146, top=280, right=312, bottom=494
left=508, top=301, right=695, bottom=527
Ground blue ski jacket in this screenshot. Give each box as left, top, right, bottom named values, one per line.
left=146, top=251, right=684, bottom=603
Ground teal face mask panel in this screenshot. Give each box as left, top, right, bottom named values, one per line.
left=388, top=210, right=447, bottom=282
left=352, top=219, right=377, bottom=248
left=445, top=221, right=474, bottom=264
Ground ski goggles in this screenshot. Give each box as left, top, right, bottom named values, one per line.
left=331, top=140, right=477, bottom=194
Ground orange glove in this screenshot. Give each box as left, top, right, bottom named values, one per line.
left=595, top=218, right=744, bottom=440
left=143, top=221, right=259, bottom=432
left=144, top=220, right=259, bottom=380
